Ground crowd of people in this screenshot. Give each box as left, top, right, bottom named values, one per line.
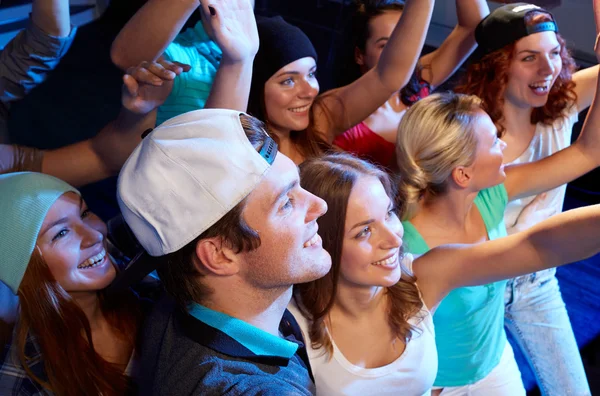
left=1, top=0, right=600, bottom=394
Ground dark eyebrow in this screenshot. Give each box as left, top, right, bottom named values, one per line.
left=517, top=45, right=560, bottom=55
left=374, top=37, right=389, bottom=44
left=275, top=71, right=300, bottom=78
left=350, top=219, right=374, bottom=232
left=273, top=180, right=299, bottom=206
left=40, top=196, right=83, bottom=237
left=274, top=65, right=317, bottom=79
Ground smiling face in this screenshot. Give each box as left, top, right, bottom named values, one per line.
left=263, top=57, right=320, bottom=135
left=339, top=176, right=403, bottom=289
left=35, top=193, right=116, bottom=293
left=466, top=109, right=508, bottom=191
left=355, top=10, right=402, bottom=74
left=505, top=31, right=563, bottom=109
left=239, top=153, right=332, bottom=289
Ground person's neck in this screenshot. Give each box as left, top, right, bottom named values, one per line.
left=268, top=124, right=292, bottom=142
left=415, top=187, right=478, bottom=232
left=332, top=281, right=387, bottom=320
left=201, top=281, right=292, bottom=337
left=269, top=126, right=305, bottom=165
left=71, top=291, right=105, bottom=330
left=501, top=99, right=534, bottom=139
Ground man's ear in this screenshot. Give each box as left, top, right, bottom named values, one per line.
left=193, top=237, right=240, bottom=276
left=451, top=166, right=472, bottom=189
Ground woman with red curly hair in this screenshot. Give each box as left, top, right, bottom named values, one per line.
left=455, top=3, right=598, bottom=394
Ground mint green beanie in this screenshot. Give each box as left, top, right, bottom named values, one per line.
left=0, top=172, right=79, bottom=294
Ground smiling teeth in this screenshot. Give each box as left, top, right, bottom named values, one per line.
left=304, top=234, right=321, bottom=248
left=78, top=249, right=106, bottom=269
left=290, top=104, right=311, bottom=113
left=529, top=82, right=550, bottom=92
left=373, top=255, right=397, bottom=266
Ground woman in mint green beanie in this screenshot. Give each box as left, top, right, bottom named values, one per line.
left=0, top=172, right=143, bottom=396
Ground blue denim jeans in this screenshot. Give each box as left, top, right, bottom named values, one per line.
left=504, top=269, right=590, bottom=396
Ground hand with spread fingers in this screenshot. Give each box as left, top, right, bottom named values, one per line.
left=122, top=59, right=191, bottom=115
left=199, top=0, right=258, bottom=64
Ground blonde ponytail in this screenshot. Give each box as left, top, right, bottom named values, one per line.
left=395, top=92, right=482, bottom=220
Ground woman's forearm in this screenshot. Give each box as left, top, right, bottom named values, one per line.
left=375, top=0, right=435, bottom=91
left=111, top=0, right=200, bottom=70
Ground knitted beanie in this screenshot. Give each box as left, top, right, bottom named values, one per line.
left=248, top=16, right=318, bottom=119
left=0, top=172, right=78, bottom=294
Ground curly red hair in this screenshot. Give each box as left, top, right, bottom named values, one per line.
left=456, top=11, right=577, bottom=136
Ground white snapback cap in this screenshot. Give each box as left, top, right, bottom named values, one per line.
left=117, top=109, right=277, bottom=258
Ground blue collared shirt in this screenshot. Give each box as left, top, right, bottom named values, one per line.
left=187, top=303, right=299, bottom=359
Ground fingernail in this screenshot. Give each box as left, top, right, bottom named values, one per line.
left=209, top=6, right=216, bottom=16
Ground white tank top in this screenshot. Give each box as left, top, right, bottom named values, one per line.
left=288, top=297, right=437, bottom=395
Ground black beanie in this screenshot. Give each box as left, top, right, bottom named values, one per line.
left=248, top=16, right=318, bottom=120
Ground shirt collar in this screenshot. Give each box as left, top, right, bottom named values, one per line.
left=187, top=303, right=299, bottom=359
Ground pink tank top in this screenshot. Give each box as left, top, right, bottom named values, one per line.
left=334, top=78, right=431, bottom=168
left=333, top=122, right=395, bottom=168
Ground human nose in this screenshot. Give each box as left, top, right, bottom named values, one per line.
left=305, top=191, right=328, bottom=223
left=298, top=78, right=319, bottom=99
left=538, top=55, right=555, bottom=76
left=80, top=223, right=104, bottom=249
left=379, top=222, right=403, bottom=250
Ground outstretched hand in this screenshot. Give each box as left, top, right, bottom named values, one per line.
left=199, top=0, right=258, bottom=64
left=121, top=59, right=191, bottom=115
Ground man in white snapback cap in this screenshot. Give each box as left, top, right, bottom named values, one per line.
left=116, top=108, right=331, bottom=394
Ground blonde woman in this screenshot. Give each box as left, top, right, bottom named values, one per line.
left=396, top=87, right=600, bottom=393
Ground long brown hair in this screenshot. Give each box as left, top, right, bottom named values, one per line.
left=294, top=152, right=423, bottom=357
left=247, top=80, right=334, bottom=160
left=456, top=10, right=577, bottom=136
left=15, top=250, right=141, bottom=396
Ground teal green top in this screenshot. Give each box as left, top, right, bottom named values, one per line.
left=157, top=22, right=222, bottom=126
left=187, top=303, right=299, bottom=359
left=402, top=183, right=509, bottom=386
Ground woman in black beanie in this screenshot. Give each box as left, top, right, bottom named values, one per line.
left=247, top=0, right=434, bottom=165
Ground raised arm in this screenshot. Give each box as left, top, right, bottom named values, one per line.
left=571, top=0, right=600, bottom=111
left=31, top=0, right=71, bottom=37
left=110, top=0, right=200, bottom=70
left=419, top=0, right=488, bottom=89
left=0, top=60, right=189, bottom=186
left=0, top=0, right=75, bottom=104
left=314, top=0, right=435, bottom=139
left=415, top=203, right=600, bottom=310
left=503, top=64, right=600, bottom=201
left=202, top=0, right=258, bottom=111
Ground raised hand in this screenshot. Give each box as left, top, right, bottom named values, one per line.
left=121, top=59, right=191, bottom=115
left=511, top=193, right=557, bottom=234
left=199, top=0, right=258, bottom=64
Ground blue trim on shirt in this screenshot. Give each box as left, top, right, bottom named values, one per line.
left=187, top=303, right=299, bottom=359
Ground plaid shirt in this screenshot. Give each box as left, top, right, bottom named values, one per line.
left=0, top=329, right=52, bottom=395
